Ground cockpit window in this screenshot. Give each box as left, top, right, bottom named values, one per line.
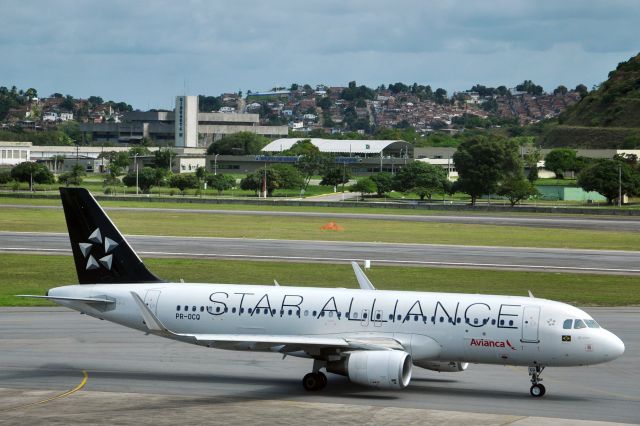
left=574, top=319, right=587, bottom=329
left=585, top=319, right=600, bottom=328
left=563, top=319, right=573, bottom=329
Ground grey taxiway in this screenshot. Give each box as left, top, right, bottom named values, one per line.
left=0, top=307, right=637, bottom=424
left=2, top=231, right=640, bottom=275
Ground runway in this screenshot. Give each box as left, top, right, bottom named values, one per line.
left=0, top=307, right=637, bottom=424
left=2, top=231, right=640, bottom=275
left=3, top=203, right=640, bottom=232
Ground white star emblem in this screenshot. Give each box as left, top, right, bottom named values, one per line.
left=79, top=228, right=117, bottom=271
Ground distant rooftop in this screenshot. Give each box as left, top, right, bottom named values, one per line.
left=262, top=138, right=412, bottom=155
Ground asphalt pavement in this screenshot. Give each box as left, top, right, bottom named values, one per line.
left=0, top=307, right=636, bottom=424
left=2, top=231, right=640, bottom=275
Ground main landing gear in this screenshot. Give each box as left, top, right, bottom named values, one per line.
left=302, top=359, right=328, bottom=391
left=302, top=371, right=327, bottom=391
left=528, top=365, right=546, bottom=397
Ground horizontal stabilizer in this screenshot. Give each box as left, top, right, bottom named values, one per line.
left=17, top=295, right=115, bottom=304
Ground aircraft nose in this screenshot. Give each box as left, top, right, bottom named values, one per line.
left=603, top=331, right=625, bottom=360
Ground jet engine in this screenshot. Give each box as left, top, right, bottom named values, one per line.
left=414, top=360, right=469, bottom=372
left=327, top=350, right=412, bottom=389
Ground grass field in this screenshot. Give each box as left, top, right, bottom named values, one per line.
left=0, top=205, right=638, bottom=250
left=1, top=254, right=637, bottom=307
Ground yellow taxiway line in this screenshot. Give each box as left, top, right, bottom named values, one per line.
left=0, top=370, right=88, bottom=412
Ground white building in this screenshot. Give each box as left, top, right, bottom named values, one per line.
left=175, top=96, right=199, bottom=148
left=0, top=141, right=31, bottom=166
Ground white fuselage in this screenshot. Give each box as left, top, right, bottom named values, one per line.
left=48, top=282, right=625, bottom=368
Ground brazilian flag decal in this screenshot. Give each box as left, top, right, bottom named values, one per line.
left=562, top=335, right=572, bottom=342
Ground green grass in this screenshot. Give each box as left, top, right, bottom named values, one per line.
left=1, top=254, right=637, bottom=307
left=0, top=206, right=638, bottom=251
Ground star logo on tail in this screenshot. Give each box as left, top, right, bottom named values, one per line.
left=79, top=228, right=119, bottom=271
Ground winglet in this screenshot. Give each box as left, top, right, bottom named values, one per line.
left=130, top=292, right=168, bottom=333
left=274, top=279, right=280, bottom=287
left=351, top=261, right=375, bottom=290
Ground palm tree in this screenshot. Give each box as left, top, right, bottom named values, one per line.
left=51, top=155, right=66, bottom=173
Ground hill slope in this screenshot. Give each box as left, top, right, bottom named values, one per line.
left=542, top=53, right=640, bottom=148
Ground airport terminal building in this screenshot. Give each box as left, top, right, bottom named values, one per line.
left=79, top=96, right=288, bottom=148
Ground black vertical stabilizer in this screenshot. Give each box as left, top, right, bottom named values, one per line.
left=59, top=187, right=164, bottom=284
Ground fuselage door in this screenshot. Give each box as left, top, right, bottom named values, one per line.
left=521, top=305, right=540, bottom=343
left=144, top=290, right=162, bottom=315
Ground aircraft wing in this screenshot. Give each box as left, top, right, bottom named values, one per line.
left=351, top=262, right=375, bottom=290
left=131, top=292, right=404, bottom=352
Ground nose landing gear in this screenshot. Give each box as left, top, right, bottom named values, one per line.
left=528, top=365, right=546, bottom=397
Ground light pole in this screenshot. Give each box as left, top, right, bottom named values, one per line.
left=134, top=153, right=139, bottom=195
left=618, top=163, right=622, bottom=207
left=214, top=153, right=219, bottom=175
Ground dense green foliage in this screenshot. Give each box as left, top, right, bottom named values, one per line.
left=392, top=162, right=448, bottom=200
left=207, top=132, right=269, bottom=155
left=10, top=162, right=54, bottom=188
left=452, top=138, right=521, bottom=205
left=560, top=53, right=640, bottom=128
left=577, top=159, right=640, bottom=204
left=122, top=167, right=159, bottom=193
left=206, top=173, right=236, bottom=193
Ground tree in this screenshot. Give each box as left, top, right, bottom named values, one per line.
left=544, top=148, right=577, bottom=179
left=154, top=147, right=175, bottom=171
left=452, top=138, right=521, bottom=206
left=206, top=132, right=268, bottom=155
left=393, top=162, right=448, bottom=201
left=497, top=174, right=538, bottom=206
left=320, top=166, right=351, bottom=187
left=524, top=148, right=541, bottom=182
left=0, top=170, right=12, bottom=184
left=122, top=167, right=157, bottom=193
left=553, top=85, right=568, bottom=95
left=350, top=177, right=376, bottom=199
left=516, top=80, right=544, bottom=95
left=129, top=145, right=151, bottom=157
left=58, top=164, right=85, bottom=186
left=195, top=166, right=207, bottom=192
left=88, top=96, right=104, bottom=106
left=169, top=173, right=198, bottom=194
left=240, top=168, right=279, bottom=196
left=369, top=172, right=394, bottom=196
left=577, top=160, right=640, bottom=204
left=207, top=174, right=236, bottom=194
left=284, top=140, right=328, bottom=190
left=10, top=162, right=54, bottom=189
left=102, top=151, right=130, bottom=178
left=575, top=84, right=589, bottom=98
left=270, top=164, right=304, bottom=190
left=351, top=177, right=376, bottom=198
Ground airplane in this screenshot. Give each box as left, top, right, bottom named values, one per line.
left=19, top=187, right=625, bottom=397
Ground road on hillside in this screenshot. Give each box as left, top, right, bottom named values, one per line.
left=2, top=203, right=640, bottom=232
left=1, top=232, right=639, bottom=275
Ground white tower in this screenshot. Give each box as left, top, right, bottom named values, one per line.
left=175, top=96, right=198, bottom=147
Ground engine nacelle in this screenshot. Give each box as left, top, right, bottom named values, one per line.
left=342, top=350, right=412, bottom=389
left=414, top=360, right=469, bottom=372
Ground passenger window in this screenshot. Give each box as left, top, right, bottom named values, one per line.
left=376, top=313, right=380, bottom=320
left=216, top=307, right=220, bottom=313
left=362, top=313, right=367, bottom=319
left=176, top=305, right=181, bottom=311
left=353, top=312, right=359, bottom=319
left=288, top=309, right=293, bottom=316
left=397, top=315, right=402, bottom=321
left=563, top=319, right=572, bottom=329
left=304, top=310, right=309, bottom=317
left=232, top=307, right=236, bottom=313
left=574, top=319, right=586, bottom=329
left=389, top=314, right=393, bottom=321
left=200, top=306, right=204, bottom=312
left=329, top=312, right=334, bottom=318
left=184, top=305, right=188, bottom=311
left=312, top=311, right=317, bottom=316
left=192, top=306, right=196, bottom=312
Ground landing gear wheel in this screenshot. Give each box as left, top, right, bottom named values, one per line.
left=530, top=384, right=546, bottom=397
left=528, top=365, right=546, bottom=397
left=302, top=372, right=326, bottom=391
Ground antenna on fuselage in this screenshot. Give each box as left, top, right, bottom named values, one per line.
left=528, top=290, right=534, bottom=298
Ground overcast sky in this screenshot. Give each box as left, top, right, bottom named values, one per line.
left=1, top=0, right=638, bottom=110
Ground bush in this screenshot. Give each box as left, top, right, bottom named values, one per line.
left=10, top=162, right=54, bottom=186
left=0, top=170, right=11, bottom=184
